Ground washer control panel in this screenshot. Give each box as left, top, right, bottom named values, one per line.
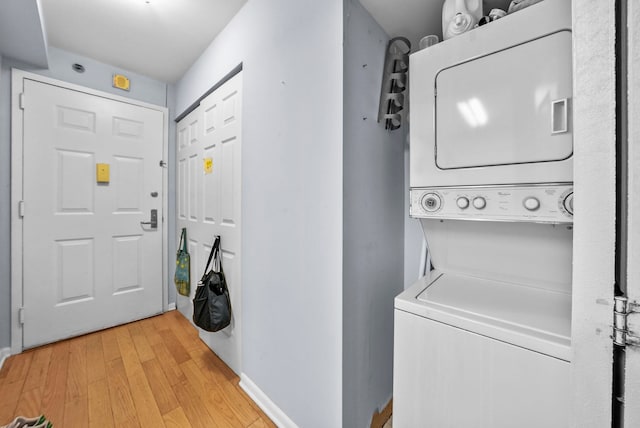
left=411, top=184, right=574, bottom=223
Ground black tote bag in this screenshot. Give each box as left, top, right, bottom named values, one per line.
left=192, top=235, right=232, bottom=332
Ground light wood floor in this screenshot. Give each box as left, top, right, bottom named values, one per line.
left=0, top=311, right=275, bottom=428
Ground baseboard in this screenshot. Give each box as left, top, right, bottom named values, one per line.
left=166, top=302, right=176, bottom=311
left=0, top=348, right=11, bottom=372
left=239, top=373, right=299, bottom=428
left=371, top=398, right=393, bottom=428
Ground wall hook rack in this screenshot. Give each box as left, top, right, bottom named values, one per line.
left=377, top=36, right=411, bottom=131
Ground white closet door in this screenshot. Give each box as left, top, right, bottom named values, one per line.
left=176, top=72, right=243, bottom=374
left=22, top=79, right=164, bottom=348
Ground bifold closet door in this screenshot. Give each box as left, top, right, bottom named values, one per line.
left=176, top=72, right=243, bottom=374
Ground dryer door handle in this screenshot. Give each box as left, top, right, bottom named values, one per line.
left=551, top=98, right=569, bottom=134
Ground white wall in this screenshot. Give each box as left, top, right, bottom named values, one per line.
left=0, top=47, right=173, bottom=350
left=175, top=1, right=343, bottom=426
left=342, top=1, right=404, bottom=427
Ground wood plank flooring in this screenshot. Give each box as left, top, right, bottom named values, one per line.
left=0, top=311, right=275, bottom=428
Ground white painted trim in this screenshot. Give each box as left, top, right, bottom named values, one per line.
left=239, top=373, right=298, bottom=428
left=161, top=84, right=169, bottom=314
left=166, top=302, right=176, bottom=311
left=623, top=1, right=640, bottom=424
left=570, top=2, right=617, bottom=427
left=13, top=69, right=168, bottom=112
left=11, top=70, right=25, bottom=355
left=0, top=348, right=10, bottom=372
left=10, top=68, right=169, bottom=354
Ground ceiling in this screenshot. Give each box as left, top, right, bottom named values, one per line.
left=0, top=0, right=48, bottom=67
left=33, top=0, right=513, bottom=84
left=40, top=0, right=247, bottom=83
left=360, top=0, right=512, bottom=48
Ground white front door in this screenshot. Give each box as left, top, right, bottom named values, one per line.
left=176, top=72, right=242, bottom=373
left=20, top=78, right=165, bottom=348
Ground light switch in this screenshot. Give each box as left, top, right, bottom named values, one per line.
left=96, top=163, right=110, bottom=183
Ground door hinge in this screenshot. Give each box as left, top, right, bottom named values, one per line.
left=613, top=296, right=640, bottom=347
left=18, top=201, right=25, bottom=218
left=19, top=93, right=25, bottom=110
left=18, top=307, right=25, bottom=325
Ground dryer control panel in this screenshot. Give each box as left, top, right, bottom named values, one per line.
left=410, top=184, right=573, bottom=223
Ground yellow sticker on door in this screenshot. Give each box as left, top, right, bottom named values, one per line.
left=204, top=157, right=213, bottom=174
left=96, top=163, right=110, bottom=183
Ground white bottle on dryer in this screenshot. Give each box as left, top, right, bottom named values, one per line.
left=442, top=0, right=483, bottom=40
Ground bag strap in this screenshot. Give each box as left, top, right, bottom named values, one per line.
left=178, top=228, right=188, bottom=253
left=182, top=228, right=188, bottom=252
left=203, top=235, right=220, bottom=276
left=214, top=237, right=224, bottom=273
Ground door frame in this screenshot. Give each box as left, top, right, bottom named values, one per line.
left=570, top=2, right=618, bottom=426
left=10, top=69, right=169, bottom=354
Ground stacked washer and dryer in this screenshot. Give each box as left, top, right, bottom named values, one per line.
left=393, top=1, right=574, bottom=427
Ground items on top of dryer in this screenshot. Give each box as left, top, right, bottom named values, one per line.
left=508, top=0, right=546, bottom=14
left=489, top=8, right=507, bottom=20
left=442, top=0, right=509, bottom=39
left=418, top=35, right=439, bottom=51
left=477, top=8, right=507, bottom=27
left=442, top=0, right=482, bottom=40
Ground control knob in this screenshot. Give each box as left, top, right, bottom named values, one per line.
left=563, top=192, right=574, bottom=215
left=472, top=197, right=486, bottom=209
left=421, top=193, right=442, bottom=212
left=523, top=197, right=540, bottom=211
left=456, top=197, right=470, bottom=209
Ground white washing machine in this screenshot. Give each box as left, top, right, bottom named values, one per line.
left=394, top=1, right=574, bottom=427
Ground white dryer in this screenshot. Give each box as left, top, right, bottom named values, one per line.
left=394, top=1, right=574, bottom=427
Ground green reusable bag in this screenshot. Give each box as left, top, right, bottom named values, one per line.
left=174, top=228, right=190, bottom=296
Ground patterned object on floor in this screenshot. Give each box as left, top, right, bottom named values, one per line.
left=1, top=415, right=52, bottom=428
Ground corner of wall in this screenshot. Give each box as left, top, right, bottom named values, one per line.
left=166, top=82, right=177, bottom=307
left=343, top=1, right=405, bottom=426
left=0, top=348, right=10, bottom=372
left=239, top=374, right=300, bottom=428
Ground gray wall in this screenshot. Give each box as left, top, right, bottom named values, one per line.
left=175, top=1, right=344, bottom=426
left=404, top=144, right=425, bottom=288
left=342, top=1, right=405, bottom=427
left=0, top=47, right=173, bottom=350
left=17, top=46, right=167, bottom=105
